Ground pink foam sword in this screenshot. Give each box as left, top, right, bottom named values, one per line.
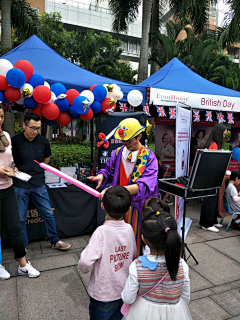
left=34, top=161, right=100, bottom=198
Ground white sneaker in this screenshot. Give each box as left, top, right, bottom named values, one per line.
left=201, top=226, right=219, bottom=233
left=214, top=224, right=223, bottom=228
left=0, top=264, right=10, bottom=280
left=18, top=261, right=40, bottom=278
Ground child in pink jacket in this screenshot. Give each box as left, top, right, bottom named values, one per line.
left=78, top=186, right=137, bottom=320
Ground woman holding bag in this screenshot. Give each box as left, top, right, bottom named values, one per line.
left=0, top=104, right=40, bottom=279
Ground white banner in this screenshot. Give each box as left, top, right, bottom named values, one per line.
left=175, top=106, right=192, bottom=239
left=150, top=88, right=240, bottom=112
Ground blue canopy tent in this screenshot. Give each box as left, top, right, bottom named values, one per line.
left=1, top=35, right=146, bottom=104
left=139, top=58, right=240, bottom=112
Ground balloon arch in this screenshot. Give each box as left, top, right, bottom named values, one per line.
left=0, top=59, right=144, bottom=126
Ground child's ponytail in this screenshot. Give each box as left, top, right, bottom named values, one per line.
left=164, top=228, right=182, bottom=281
left=142, top=198, right=182, bottom=281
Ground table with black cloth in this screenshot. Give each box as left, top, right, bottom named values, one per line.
left=2, top=184, right=105, bottom=247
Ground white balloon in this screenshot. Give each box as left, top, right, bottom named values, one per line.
left=48, top=91, right=56, bottom=103
left=0, top=59, right=13, bottom=77
left=107, top=91, right=117, bottom=99
left=103, top=84, right=109, bottom=88
left=44, top=81, right=50, bottom=89
left=116, top=91, right=124, bottom=100
left=127, top=90, right=143, bottom=107
left=80, top=90, right=94, bottom=104
left=112, top=84, right=121, bottom=91
left=20, top=83, right=33, bottom=98
left=16, top=97, right=25, bottom=105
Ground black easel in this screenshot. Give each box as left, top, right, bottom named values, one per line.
left=159, top=149, right=232, bottom=265
left=181, top=198, right=199, bottom=264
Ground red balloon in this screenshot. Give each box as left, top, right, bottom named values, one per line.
left=80, top=108, right=93, bottom=121
left=31, top=104, right=43, bottom=117
left=89, top=84, right=97, bottom=92
left=66, top=89, right=79, bottom=105
left=42, top=102, right=60, bottom=120
left=0, top=76, right=9, bottom=90
left=56, top=112, right=71, bottom=126
left=101, top=98, right=116, bottom=113
left=33, top=85, right=51, bottom=104
left=4, top=86, right=21, bottom=102
left=14, top=60, right=34, bottom=82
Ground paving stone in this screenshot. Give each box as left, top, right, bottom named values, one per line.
left=211, top=280, right=240, bottom=294
left=189, top=297, right=231, bottom=320
left=76, top=265, right=90, bottom=292
left=188, top=243, right=240, bottom=286
left=189, top=268, right=214, bottom=292
left=17, top=266, right=89, bottom=320
left=4, top=252, right=79, bottom=276
left=211, top=289, right=240, bottom=317
left=186, top=233, right=206, bottom=244
left=40, top=237, right=88, bottom=253
left=0, top=277, right=18, bottom=320
left=194, top=229, right=232, bottom=241
left=191, top=288, right=215, bottom=301
left=206, top=237, right=240, bottom=263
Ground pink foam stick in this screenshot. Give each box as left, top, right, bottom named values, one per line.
left=34, top=161, right=100, bottom=198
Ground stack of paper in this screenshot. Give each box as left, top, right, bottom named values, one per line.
left=45, top=170, right=60, bottom=184
left=59, top=167, right=77, bottom=184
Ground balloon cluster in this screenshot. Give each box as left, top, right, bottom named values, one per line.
left=0, top=58, right=144, bottom=126
left=0, top=59, right=124, bottom=126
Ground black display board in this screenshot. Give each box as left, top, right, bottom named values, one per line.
left=96, top=112, right=146, bottom=170
left=188, top=149, right=232, bottom=191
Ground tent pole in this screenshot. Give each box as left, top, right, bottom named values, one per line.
left=90, top=118, right=94, bottom=165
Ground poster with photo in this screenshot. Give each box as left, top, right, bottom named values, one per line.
left=230, top=127, right=240, bottom=148
left=155, top=125, right=175, bottom=161
left=192, top=126, right=213, bottom=149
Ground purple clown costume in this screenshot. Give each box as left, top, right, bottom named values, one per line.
left=98, top=145, right=158, bottom=256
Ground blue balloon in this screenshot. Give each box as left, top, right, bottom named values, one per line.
left=45, top=119, right=57, bottom=126
left=232, top=147, right=240, bottom=160
left=72, top=96, right=90, bottom=114
left=91, top=101, right=102, bottom=113
left=6, top=68, right=26, bottom=88
left=24, top=96, right=38, bottom=109
left=0, top=91, right=5, bottom=101
left=92, top=85, right=107, bottom=102
left=236, top=151, right=240, bottom=163
left=28, top=74, right=44, bottom=88
left=2, top=91, right=9, bottom=103
left=56, top=98, right=70, bottom=112
left=50, top=83, right=67, bottom=96
left=68, top=105, right=80, bottom=119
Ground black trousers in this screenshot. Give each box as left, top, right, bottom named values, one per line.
left=200, top=195, right=218, bottom=228
left=0, top=185, right=26, bottom=259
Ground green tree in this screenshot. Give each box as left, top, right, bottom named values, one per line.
left=13, top=12, right=74, bottom=60
left=150, top=21, right=240, bottom=91
left=72, top=31, right=137, bottom=84
left=1, top=0, right=41, bottom=51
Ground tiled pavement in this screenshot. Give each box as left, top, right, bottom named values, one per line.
left=1, top=199, right=240, bottom=320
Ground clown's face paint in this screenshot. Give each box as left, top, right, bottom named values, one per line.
left=123, top=136, right=141, bottom=151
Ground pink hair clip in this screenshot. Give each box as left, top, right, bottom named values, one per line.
left=165, top=227, right=170, bottom=233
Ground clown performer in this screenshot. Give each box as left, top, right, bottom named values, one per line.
left=88, top=118, right=158, bottom=256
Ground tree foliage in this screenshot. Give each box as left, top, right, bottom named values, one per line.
left=151, top=21, right=240, bottom=91
left=4, top=9, right=137, bottom=84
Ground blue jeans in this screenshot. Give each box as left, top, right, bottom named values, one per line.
left=14, top=185, right=59, bottom=248
left=89, top=297, right=123, bottom=320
